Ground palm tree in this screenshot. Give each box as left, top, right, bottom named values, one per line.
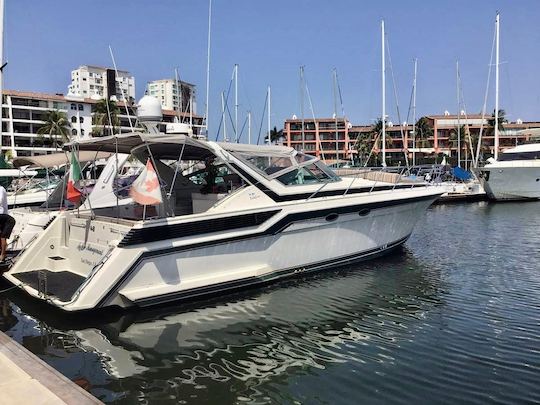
left=265, top=126, right=284, bottom=144
left=370, top=118, right=394, bottom=150
left=37, top=110, right=71, bottom=149
left=414, top=117, right=433, bottom=146
left=354, top=131, right=375, bottom=166
left=469, top=130, right=492, bottom=164
left=487, top=108, right=506, bottom=135
left=92, top=98, right=120, bottom=136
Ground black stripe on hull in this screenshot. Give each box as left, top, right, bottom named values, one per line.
left=119, top=193, right=437, bottom=247
left=119, top=210, right=281, bottom=247
left=129, top=234, right=411, bottom=308
left=8, top=201, right=44, bottom=209
left=96, top=194, right=437, bottom=308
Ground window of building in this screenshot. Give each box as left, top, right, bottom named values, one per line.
left=78, top=104, right=83, bottom=111
left=70, top=103, right=76, bottom=110
left=72, top=129, right=77, bottom=136
left=81, top=129, right=85, bottom=136
left=71, top=116, right=77, bottom=123
left=79, top=116, right=84, bottom=123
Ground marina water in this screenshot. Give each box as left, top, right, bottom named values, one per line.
left=1, top=201, right=540, bottom=404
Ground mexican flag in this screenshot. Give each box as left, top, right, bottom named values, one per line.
left=66, top=150, right=82, bottom=203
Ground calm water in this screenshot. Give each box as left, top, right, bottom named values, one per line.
left=1, top=202, right=540, bottom=404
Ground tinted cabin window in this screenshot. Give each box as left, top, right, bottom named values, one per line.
left=498, top=151, right=540, bottom=161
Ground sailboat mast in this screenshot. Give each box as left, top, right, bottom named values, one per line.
left=0, top=0, right=4, bottom=153
left=456, top=60, right=461, bottom=167
left=267, top=86, right=271, bottom=144
left=234, top=64, right=238, bottom=143
left=494, top=12, right=500, bottom=160
left=332, top=68, right=338, bottom=161
left=205, top=0, right=212, bottom=135
left=381, top=20, right=386, bottom=167
left=248, top=110, right=252, bottom=144
left=221, top=91, right=227, bottom=142
left=412, top=58, right=417, bottom=167
left=300, top=66, right=305, bottom=152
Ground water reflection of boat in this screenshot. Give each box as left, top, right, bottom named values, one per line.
left=1, top=249, right=442, bottom=388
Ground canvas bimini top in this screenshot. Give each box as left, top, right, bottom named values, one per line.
left=13, top=151, right=112, bottom=169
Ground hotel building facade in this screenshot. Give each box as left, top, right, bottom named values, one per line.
left=284, top=113, right=540, bottom=167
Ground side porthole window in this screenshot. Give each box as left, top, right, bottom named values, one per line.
left=325, top=213, right=339, bottom=222
left=358, top=209, right=371, bottom=217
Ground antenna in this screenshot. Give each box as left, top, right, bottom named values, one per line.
left=174, top=67, right=182, bottom=123
left=108, top=45, right=134, bottom=132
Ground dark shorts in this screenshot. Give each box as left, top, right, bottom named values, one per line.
left=0, top=214, right=15, bottom=238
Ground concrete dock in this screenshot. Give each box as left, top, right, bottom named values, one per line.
left=0, top=330, right=102, bottom=404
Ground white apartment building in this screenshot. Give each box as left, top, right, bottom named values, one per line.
left=1, top=90, right=93, bottom=156
left=147, top=79, right=196, bottom=114
left=67, top=65, right=135, bottom=102
left=0, top=90, right=203, bottom=157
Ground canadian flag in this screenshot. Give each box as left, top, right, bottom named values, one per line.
left=129, top=159, right=163, bottom=205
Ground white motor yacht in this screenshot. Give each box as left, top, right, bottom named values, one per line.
left=3, top=133, right=442, bottom=311
left=480, top=143, right=540, bottom=200
left=0, top=168, right=50, bottom=208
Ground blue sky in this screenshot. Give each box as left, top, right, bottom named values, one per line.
left=5, top=0, right=540, bottom=140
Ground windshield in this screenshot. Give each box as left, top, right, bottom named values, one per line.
left=234, top=153, right=295, bottom=177
left=276, top=161, right=340, bottom=186
left=232, top=150, right=340, bottom=185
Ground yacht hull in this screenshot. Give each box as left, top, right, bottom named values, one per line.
left=8, top=208, right=56, bottom=253
left=482, top=166, right=540, bottom=200
left=3, top=190, right=438, bottom=311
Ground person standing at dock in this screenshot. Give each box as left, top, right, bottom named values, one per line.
left=0, top=184, right=15, bottom=262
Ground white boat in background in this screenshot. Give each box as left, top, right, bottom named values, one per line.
left=3, top=132, right=442, bottom=311
left=6, top=151, right=117, bottom=253
left=0, top=168, right=49, bottom=207
left=476, top=13, right=540, bottom=201
left=480, top=143, right=540, bottom=200
left=437, top=180, right=486, bottom=202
